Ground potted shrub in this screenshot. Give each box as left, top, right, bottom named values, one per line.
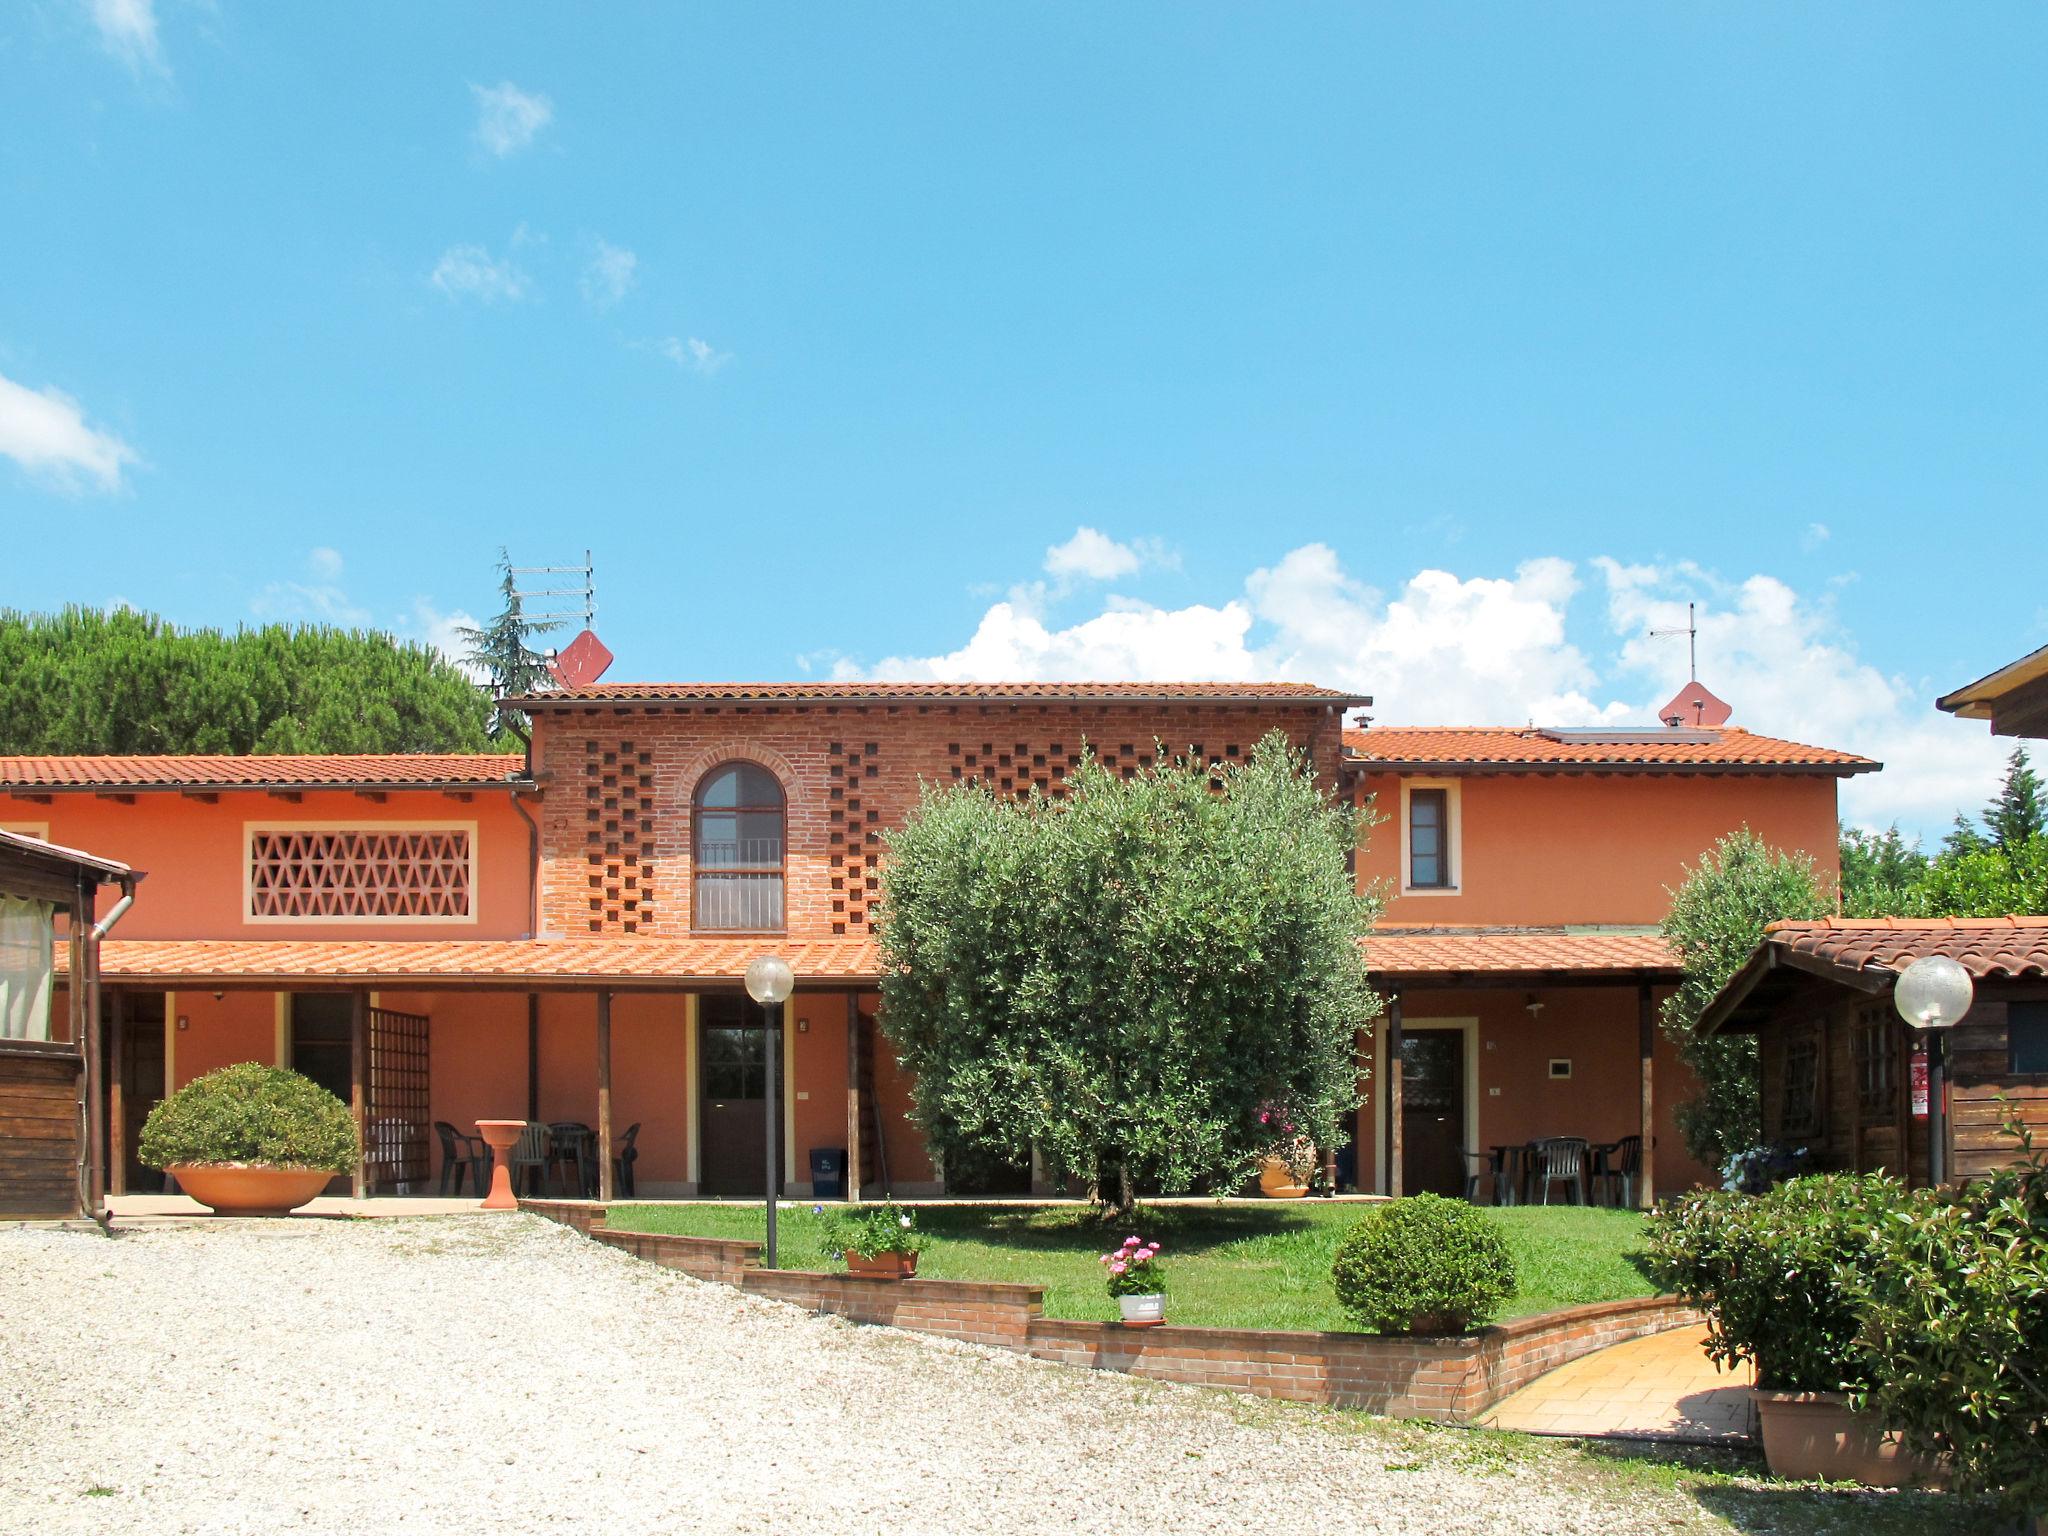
left=822, top=1201, right=924, bottom=1278
left=1852, top=1128, right=2045, bottom=1526
left=1255, top=1103, right=1315, bottom=1199
left=1101, top=1234, right=1167, bottom=1325
left=1647, top=1172, right=1939, bottom=1487
left=1330, top=1194, right=1515, bottom=1334
left=138, top=1062, right=359, bottom=1216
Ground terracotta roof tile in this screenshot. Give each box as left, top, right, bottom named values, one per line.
left=1763, top=916, right=2048, bottom=981
left=1344, top=726, right=1875, bottom=774
left=64, top=936, right=882, bottom=986
left=1362, top=928, right=1678, bottom=978
left=515, top=681, right=1365, bottom=707
left=0, top=754, right=530, bottom=791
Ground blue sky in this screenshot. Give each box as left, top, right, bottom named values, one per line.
left=2, top=4, right=2043, bottom=836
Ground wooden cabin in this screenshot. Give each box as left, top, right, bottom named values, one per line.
left=0, top=829, right=138, bottom=1219
left=1703, top=917, right=2048, bottom=1185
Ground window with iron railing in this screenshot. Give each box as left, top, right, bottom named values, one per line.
left=693, top=763, right=785, bottom=931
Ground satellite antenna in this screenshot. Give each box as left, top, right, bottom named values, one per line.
left=509, top=550, right=614, bottom=688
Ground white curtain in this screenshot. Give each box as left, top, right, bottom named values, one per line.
left=0, top=896, right=55, bottom=1041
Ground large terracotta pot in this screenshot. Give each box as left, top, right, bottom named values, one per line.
left=169, top=1165, right=334, bottom=1217
left=1753, top=1391, right=1943, bottom=1487
left=845, top=1250, right=919, bottom=1279
left=1258, top=1155, right=1309, bottom=1199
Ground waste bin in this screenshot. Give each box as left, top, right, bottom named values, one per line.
left=809, top=1147, right=848, bottom=1201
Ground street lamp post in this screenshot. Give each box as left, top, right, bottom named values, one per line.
left=745, top=955, right=796, bottom=1268
left=1894, top=954, right=1974, bottom=1187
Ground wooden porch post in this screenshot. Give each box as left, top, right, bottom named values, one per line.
left=596, top=988, right=614, bottom=1202
left=350, top=990, right=369, bottom=1199
left=108, top=988, right=128, bottom=1197
left=844, top=993, right=862, bottom=1203
left=525, top=993, right=540, bottom=1122
left=78, top=873, right=106, bottom=1216
left=1637, top=983, right=1655, bottom=1210
left=1385, top=990, right=1404, bottom=1198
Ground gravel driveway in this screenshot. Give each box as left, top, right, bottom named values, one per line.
left=0, top=1214, right=1737, bottom=1535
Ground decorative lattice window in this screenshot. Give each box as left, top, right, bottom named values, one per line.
left=247, top=825, right=474, bottom=921
left=1780, top=1033, right=1822, bottom=1138
left=1853, top=1005, right=1898, bottom=1116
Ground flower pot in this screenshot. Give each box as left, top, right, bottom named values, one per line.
left=1258, top=1155, right=1309, bottom=1199
left=845, top=1250, right=919, bottom=1279
left=1752, top=1391, right=1943, bottom=1488
left=169, top=1164, right=334, bottom=1217
left=1118, top=1293, right=1166, bottom=1327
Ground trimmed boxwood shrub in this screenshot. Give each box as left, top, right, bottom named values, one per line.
left=139, top=1062, right=358, bottom=1173
left=1331, top=1194, right=1516, bottom=1334
left=1645, top=1171, right=1905, bottom=1391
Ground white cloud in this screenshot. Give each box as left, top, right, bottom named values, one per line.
left=846, top=544, right=2007, bottom=841
left=0, top=369, right=140, bottom=492
left=88, top=0, right=166, bottom=77
left=408, top=599, right=486, bottom=679
left=1045, top=527, right=1145, bottom=582
left=472, top=82, right=553, bottom=157
left=647, top=335, right=731, bottom=376
left=1801, top=522, right=1831, bottom=551
left=431, top=243, right=532, bottom=303
left=251, top=549, right=373, bottom=628
left=581, top=239, right=638, bottom=310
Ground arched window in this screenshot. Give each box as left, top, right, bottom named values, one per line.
left=693, top=762, right=786, bottom=931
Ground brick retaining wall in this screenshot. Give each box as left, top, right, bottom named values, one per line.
left=520, top=1199, right=1696, bottom=1422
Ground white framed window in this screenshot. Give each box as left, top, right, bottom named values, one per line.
left=244, top=821, right=478, bottom=924
left=1398, top=778, right=1462, bottom=896
left=0, top=822, right=52, bottom=842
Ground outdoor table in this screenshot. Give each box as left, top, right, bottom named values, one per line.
left=476, top=1119, right=526, bottom=1210
left=1489, top=1144, right=1532, bottom=1206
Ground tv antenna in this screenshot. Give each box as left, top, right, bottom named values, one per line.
left=1651, top=601, right=1698, bottom=683
left=509, top=550, right=596, bottom=631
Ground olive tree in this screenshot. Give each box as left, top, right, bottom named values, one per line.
left=877, top=731, right=1379, bottom=1210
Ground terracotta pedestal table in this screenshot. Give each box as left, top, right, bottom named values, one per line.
left=476, top=1119, right=526, bottom=1210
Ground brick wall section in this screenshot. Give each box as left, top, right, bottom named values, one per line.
left=741, top=1270, right=1043, bottom=1350
left=531, top=702, right=1347, bottom=939
left=519, top=1201, right=1695, bottom=1421
left=1025, top=1298, right=1701, bottom=1420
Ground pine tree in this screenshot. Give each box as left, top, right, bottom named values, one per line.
left=1984, top=747, right=2045, bottom=852
left=456, top=551, right=563, bottom=740
left=0, top=606, right=490, bottom=754
left=1941, top=812, right=1988, bottom=859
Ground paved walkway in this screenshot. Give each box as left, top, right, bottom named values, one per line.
left=1480, top=1323, right=1754, bottom=1442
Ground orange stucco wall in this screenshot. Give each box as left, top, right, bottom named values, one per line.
left=169, top=990, right=277, bottom=1088
left=1351, top=985, right=1711, bottom=1197
left=1358, top=771, right=1841, bottom=927
left=2, top=789, right=535, bottom=940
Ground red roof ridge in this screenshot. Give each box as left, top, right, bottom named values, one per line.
left=1767, top=914, right=2048, bottom=934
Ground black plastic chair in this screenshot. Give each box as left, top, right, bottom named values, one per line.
left=506, top=1121, right=554, bottom=1197
left=1593, top=1135, right=1642, bottom=1208
left=546, top=1122, right=594, bottom=1197
left=612, top=1122, right=640, bottom=1199
left=434, top=1121, right=489, bottom=1197
left=1528, top=1137, right=1589, bottom=1205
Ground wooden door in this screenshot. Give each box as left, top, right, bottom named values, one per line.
left=698, top=995, right=781, bottom=1197
left=1400, top=1030, right=1466, bottom=1198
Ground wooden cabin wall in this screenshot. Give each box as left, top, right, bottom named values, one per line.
left=1949, top=982, right=2048, bottom=1180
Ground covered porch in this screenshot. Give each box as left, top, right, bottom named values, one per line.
left=59, top=936, right=936, bottom=1206
left=1355, top=929, right=1702, bottom=1205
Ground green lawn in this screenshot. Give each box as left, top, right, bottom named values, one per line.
left=603, top=1200, right=1659, bottom=1330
